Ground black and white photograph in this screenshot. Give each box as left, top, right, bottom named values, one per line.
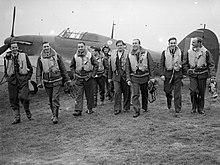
left=0, top=0, right=220, bottom=164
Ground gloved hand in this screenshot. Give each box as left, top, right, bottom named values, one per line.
left=160, top=76, right=165, bottom=81
left=37, top=84, right=43, bottom=88
left=108, top=79, right=112, bottom=83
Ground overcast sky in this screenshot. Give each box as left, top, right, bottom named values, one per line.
left=0, top=0, right=220, bottom=52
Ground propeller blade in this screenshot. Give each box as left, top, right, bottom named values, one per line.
left=11, top=6, right=16, bottom=37
left=0, top=44, right=9, bottom=55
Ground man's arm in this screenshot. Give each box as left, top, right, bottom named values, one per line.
left=36, top=57, right=43, bottom=85
left=57, top=54, right=70, bottom=83
left=182, top=52, right=189, bottom=76
left=147, top=52, right=155, bottom=79
left=103, top=57, right=109, bottom=77
left=206, top=50, right=216, bottom=78
left=159, top=51, right=165, bottom=77
left=25, top=54, right=33, bottom=80
left=125, top=56, right=131, bottom=82
left=70, top=56, right=76, bottom=80
left=91, top=55, right=99, bottom=77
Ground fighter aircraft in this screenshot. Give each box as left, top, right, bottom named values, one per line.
left=0, top=7, right=219, bottom=89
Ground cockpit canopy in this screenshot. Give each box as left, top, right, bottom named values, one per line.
left=58, top=28, right=86, bottom=39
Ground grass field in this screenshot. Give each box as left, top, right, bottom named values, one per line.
left=1, top=79, right=220, bottom=165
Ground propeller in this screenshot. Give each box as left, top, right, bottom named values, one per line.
left=11, top=6, right=16, bottom=37
left=0, top=6, right=16, bottom=55
left=111, top=21, right=116, bottom=39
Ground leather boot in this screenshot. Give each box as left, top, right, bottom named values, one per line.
left=53, top=107, right=59, bottom=124
left=12, top=109, right=20, bottom=124
left=25, top=109, right=32, bottom=120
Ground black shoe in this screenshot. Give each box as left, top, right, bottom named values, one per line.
left=191, top=109, right=197, bottom=114
left=86, top=109, right=94, bottom=114
left=53, top=116, right=58, bottom=124
left=12, top=119, right=21, bottom=125
left=133, top=112, right=140, bottom=118
left=198, top=110, right=205, bottom=115
left=168, top=104, right=171, bottom=110
left=26, top=112, right=32, bottom=120
left=73, top=111, right=82, bottom=116
left=114, top=110, right=121, bottom=115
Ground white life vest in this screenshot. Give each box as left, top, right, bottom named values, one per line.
left=40, top=50, right=60, bottom=73
left=5, top=52, right=28, bottom=76
left=129, top=51, right=148, bottom=72
left=75, top=51, right=93, bottom=72
left=165, top=47, right=182, bottom=71
left=188, top=46, right=207, bottom=68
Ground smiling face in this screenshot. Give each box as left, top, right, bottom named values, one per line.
left=132, top=39, right=140, bottom=51
left=168, top=39, right=177, bottom=52
left=10, top=43, right=19, bottom=54
left=77, top=43, right=85, bottom=53
left=192, top=38, right=199, bottom=49
left=116, top=41, right=124, bottom=52
left=42, top=42, right=51, bottom=54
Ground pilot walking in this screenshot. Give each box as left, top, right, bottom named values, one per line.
left=92, top=47, right=109, bottom=106
left=4, top=43, right=33, bottom=124
left=160, top=37, right=183, bottom=116
left=70, top=42, right=99, bottom=116
left=126, top=39, right=155, bottom=118
left=182, top=37, right=216, bottom=115
left=108, top=40, right=131, bottom=115
left=36, top=42, right=71, bottom=124
left=102, top=45, right=114, bottom=101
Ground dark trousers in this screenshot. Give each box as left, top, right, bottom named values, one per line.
left=105, top=77, right=114, bottom=99
left=132, top=82, right=148, bottom=113
left=75, top=78, right=95, bottom=112
left=45, top=85, right=62, bottom=117
left=189, top=77, right=207, bottom=111
left=113, top=79, right=131, bottom=111
left=94, top=76, right=105, bottom=105
left=8, top=81, right=31, bottom=119
left=164, top=76, right=182, bottom=112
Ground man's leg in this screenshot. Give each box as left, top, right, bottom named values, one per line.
left=189, top=77, right=199, bottom=113
left=121, top=79, right=131, bottom=111
left=113, top=81, right=122, bottom=114
left=132, top=82, right=141, bottom=117
left=84, top=78, right=95, bottom=113
left=197, top=78, right=207, bottom=114
left=98, top=76, right=106, bottom=104
left=19, top=81, right=32, bottom=120
left=140, top=82, right=148, bottom=112
left=164, top=78, right=173, bottom=110
left=8, top=83, right=20, bottom=124
left=74, top=79, right=85, bottom=116
left=173, top=78, right=182, bottom=113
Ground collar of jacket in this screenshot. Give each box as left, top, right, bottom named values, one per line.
left=41, top=48, right=57, bottom=58
left=131, top=46, right=145, bottom=56
left=77, top=49, right=88, bottom=57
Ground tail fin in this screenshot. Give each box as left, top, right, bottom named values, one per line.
left=178, top=28, right=219, bottom=72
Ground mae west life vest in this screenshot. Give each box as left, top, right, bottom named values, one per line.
left=40, top=49, right=62, bottom=83
left=75, top=51, right=93, bottom=72
left=129, top=50, right=148, bottom=73
left=188, top=46, right=207, bottom=68
left=5, top=52, right=29, bottom=76
left=165, top=47, right=182, bottom=71
left=110, top=49, right=128, bottom=71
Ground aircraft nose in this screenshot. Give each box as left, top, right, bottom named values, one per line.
left=4, top=37, right=13, bottom=45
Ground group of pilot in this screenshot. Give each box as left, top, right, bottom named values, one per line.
left=4, top=36, right=216, bottom=124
